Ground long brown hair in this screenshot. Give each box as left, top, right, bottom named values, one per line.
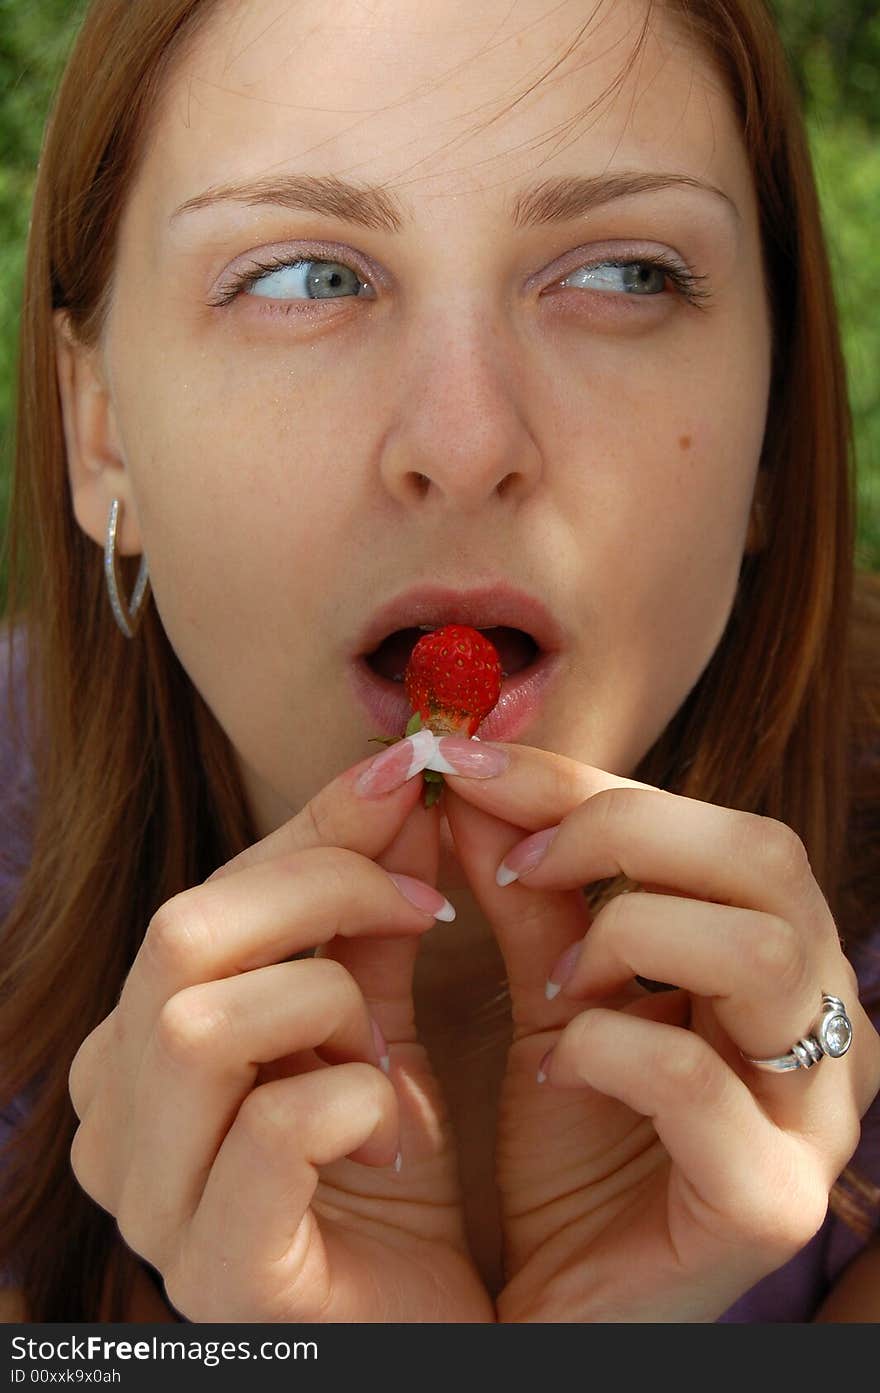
left=1, top=0, right=877, bottom=1321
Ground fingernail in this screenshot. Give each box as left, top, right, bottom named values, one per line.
left=545, top=940, right=582, bottom=1000
left=355, top=729, right=438, bottom=796
left=387, top=872, right=456, bottom=922
left=427, top=738, right=510, bottom=778
left=496, top=825, right=560, bottom=887
left=370, top=1016, right=391, bottom=1074
left=536, top=1047, right=554, bottom=1085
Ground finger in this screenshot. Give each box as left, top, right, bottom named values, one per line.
left=542, top=1008, right=833, bottom=1263
left=204, top=729, right=445, bottom=883
left=317, top=793, right=443, bottom=1047
left=438, top=742, right=829, bottom=924
left=122, top=849, right=455, bottom=1052
left=458, top=750, right=872, bottom=1118
left=436, top=743, right=689, bottom=1031
left=551, top=892, right=879, bottom=1133
left=431, top=737, right=654, bottom=831
left=442, top=787, right=593, bottom=1033
left=69, top=1009, right=119, bottom=1120
left=166, top=1065, right=398, bottom=1321
left=466, top=755, right=830, bottom=930
left=111, top=958, right=383, bottom=1262
left=556, top=893, right=830, bottom=1062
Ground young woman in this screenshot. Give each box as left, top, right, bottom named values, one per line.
left=2, top=0, right=879, bottom=1323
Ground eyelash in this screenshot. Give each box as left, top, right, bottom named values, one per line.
left=565, top=253, right=712, bottom=309
left=208, top=253, right=346, bottom=307
left=208, top=249, right=712, bottom=310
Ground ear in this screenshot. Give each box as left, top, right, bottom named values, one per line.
left=54, top=310, right=143, bottom=556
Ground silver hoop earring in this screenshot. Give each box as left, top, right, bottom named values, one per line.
left=104, top=498, right=151, bottom=639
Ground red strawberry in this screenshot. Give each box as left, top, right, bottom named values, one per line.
left=367, top=624, right=503, bottom=808
left=404, top=624, right=503, bottom=737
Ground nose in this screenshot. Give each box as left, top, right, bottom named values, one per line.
left=378, top=301, right=543, bottom=512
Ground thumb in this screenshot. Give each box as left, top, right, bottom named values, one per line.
left=316, top=794, right=443, bottom=1044
left=442, top=786, right=592, bottom=1034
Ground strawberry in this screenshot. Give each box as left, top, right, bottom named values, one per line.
left=405, top=625, right=503, bottom=738
left=368, top=624, right=503, bottom=808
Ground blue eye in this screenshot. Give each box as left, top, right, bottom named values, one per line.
left=562, top=261, right=668, bottom=295
left=245, top=257, right=372, bottom=301
left=212, top=250, right=708, bottom=311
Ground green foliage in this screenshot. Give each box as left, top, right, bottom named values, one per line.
left=0, top=0, right=878, bottom=598
left=772, top=3, right=880, bottom=567
left=809, top=113, right=880, bottom=568
left=0, top=0, right=81, bottom=170
left=0, top=0, right=86, bottom=592
left=772, top=0, right=880, bottom=130
left=771, top=2, right=880, bottom=568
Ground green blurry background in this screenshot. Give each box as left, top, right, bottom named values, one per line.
left=1, top=0, right=878, bottom=603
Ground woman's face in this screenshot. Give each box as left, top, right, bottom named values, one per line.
left=81, top=0, right=770, bottom=836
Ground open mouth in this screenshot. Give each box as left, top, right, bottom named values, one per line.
left=364, top=625, right=541, bottom=683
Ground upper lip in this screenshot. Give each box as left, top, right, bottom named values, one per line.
left=352, top=582, right=568, bottom=658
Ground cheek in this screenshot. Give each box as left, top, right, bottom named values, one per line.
left=112, top=341, right=357, bottom=612
left=107, top=327, right=381, bottom=787
left=107, top=350, right=364, bottom=801
left=607, top=386, right=762, bottom=643
left=635, top=427, right=752, bottom=637
left=562, top=347, right=766, bottom=765
left=562, top=367, right=762, bottom=574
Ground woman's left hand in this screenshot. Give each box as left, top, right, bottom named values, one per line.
left=439, top=743, right=880, bottom=1322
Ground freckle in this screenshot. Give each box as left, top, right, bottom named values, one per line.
left=678, top=434, right=692, bottom=451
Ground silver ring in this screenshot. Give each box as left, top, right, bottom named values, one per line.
left=741, top=995, right=853, bottom=1073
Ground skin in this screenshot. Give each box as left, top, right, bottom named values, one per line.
left=56, top=0, right=880, bottom=1321
left=61, top=0, right=769, bottom=834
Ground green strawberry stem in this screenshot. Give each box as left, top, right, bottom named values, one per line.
left=406, top=711, right=446, bottom=808
left=366, top=711, right=446, bottom=809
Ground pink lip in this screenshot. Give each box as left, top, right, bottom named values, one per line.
left=347, top=580, right=568, bottom=743
left=351, top=582, right=568, bottom=660
left=347, top=649, right=564, bottom=742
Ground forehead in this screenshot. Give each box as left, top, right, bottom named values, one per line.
left=139, top=0, right=748, bottom=225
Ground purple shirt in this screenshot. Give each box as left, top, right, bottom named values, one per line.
left=1, top=622, right=879, bottom=1319
left=0, top=624, right=36, bottom=926
left=1, top=623, right=39, bottom=1291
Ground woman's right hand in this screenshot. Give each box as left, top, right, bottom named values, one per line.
left=68, top=734, right=493, bottom=1323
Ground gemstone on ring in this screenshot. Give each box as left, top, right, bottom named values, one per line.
left=819, top=1008, right=853, bottom=1058
left=740, top=992, right=854, bottom=1073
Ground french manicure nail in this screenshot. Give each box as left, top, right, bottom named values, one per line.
left=355, top=728, right=438, bottom=797
left=545, top=940, right=581, bottom=999
left=370, top=1016, right=391, bottom=1074
left=536, top=1047, right=554, bottom=1085
left=426, top=738, right=511, bottom=777
left=387, top=872, right=456, bottom=922
left=496, top=825, right=560, bottom=886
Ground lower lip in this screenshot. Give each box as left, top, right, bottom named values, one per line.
left=347, top=650, right=564, bottom=742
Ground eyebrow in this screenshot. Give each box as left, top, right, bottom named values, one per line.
left=169, top=170, right=738, bottom=231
